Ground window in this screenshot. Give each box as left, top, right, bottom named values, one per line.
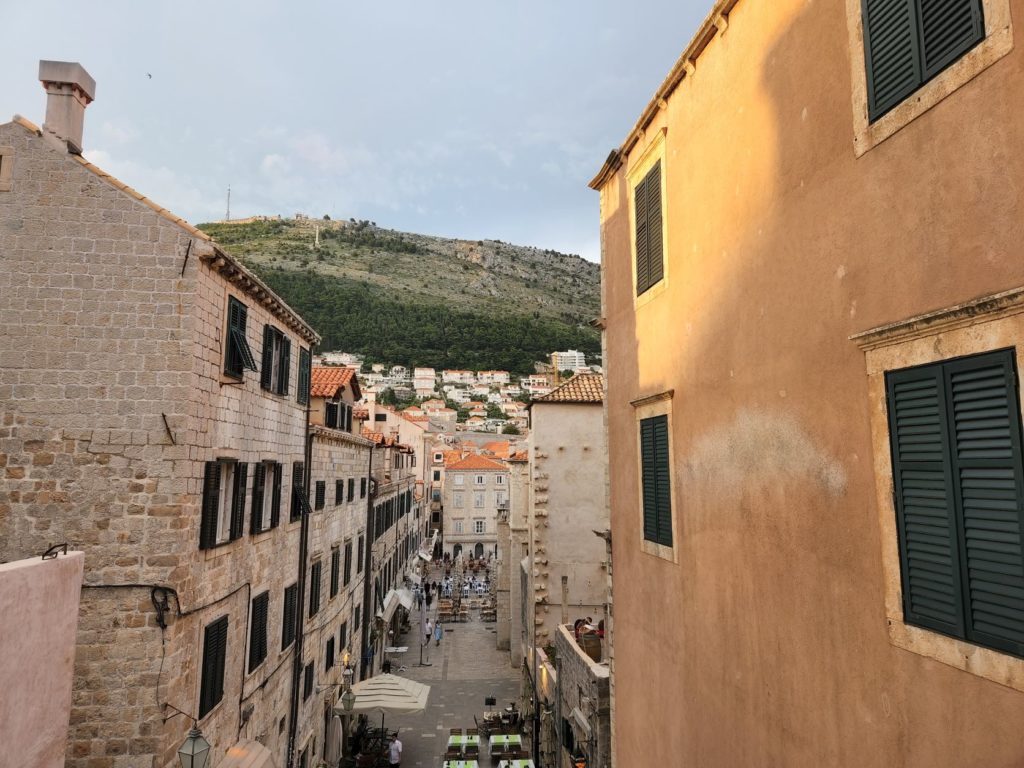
left=249, top=592, right=269, bottom=673
left=348, top=478, right=355, bottom=502
left=340, top=621, right=348, bottom=651
left=354, top=604, right=361, bottom=630
left=200, top=459, right=246, bottom=549
left=330, top=547, right=340, bottom=598
left=360, top=478, right=367, bottom=498
left=224, top=297, right=257, bottom=379
left=496, top=491, right=507, bottom=506
left=199, top=615, right=228, bottom=718
left=343, top=540, right=353, bottom=587
left=260, top=325, right=291, bottom=396
left=314, top=480, right=326, bottom=511
left=453, top=492, right=464, bottom=509
left=474, top=520, right=485, bottom=534
left=282, top=583, right=298, bottom=650
left=291, top=462, right=309, bottom=521
left=303, top=662, right=314, bottom=700
left=862, top=0, right=985, bottom=122
left=454, top=475, right=465, bottom=486
left=475, top=475, right=486, bottom=486
left=433, top=470, right=441, bottom=481
left=326, top=636, right=335, bottom=671
left=326, top=402, right=339, bottom=428
left=474, top=491, right=485, bottom=509
left=496, top=475, right=505, bottom=485
left=640, top=415, right=673, bottom=548
left=434, top=452, right=443, bottom=463
left=309, top=561, right=322, bottom=618
left=886, top=349, right=1024, bottom=658
left=356, top=535, right=365, bottom=573
left=250, top=461, right=282, bottom=534
left=336, top=479, right=344, bottom=506
left=374, top=413, right=387, bottom=422
left=634, top=160, right=664, bottom=296
left=297, top=347, right=311, bottom=405
left=454, top=520, right=464, bottom=534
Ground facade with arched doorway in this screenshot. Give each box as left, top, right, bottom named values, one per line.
left=441, top=453, right=509, bottom=560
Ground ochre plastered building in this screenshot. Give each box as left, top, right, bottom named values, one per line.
left=592, top=0, right=1024, bottom=765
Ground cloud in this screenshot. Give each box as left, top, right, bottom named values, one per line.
left=99, top=121, right=138, bottom=144
left=260, top=153, right=291, bottom=177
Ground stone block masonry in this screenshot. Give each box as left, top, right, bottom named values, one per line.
left=0, top=116, right=318, bottom=768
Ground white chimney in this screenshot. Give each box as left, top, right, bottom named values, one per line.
left=38, top=60, right=95, bottom=154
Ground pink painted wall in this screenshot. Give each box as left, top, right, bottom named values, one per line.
left=0, top=551, right=84, bottom=767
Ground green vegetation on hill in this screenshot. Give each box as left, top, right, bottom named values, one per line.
left=256, top=268, right=599, bottom=373
left=198, top=219, right=601, bottom=373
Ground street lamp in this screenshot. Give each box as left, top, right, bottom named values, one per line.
left=341, top=687, right=356, bottom=713
left=177, top=725, right=211, bottom=768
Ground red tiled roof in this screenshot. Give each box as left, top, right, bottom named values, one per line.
left=447, top=454, right=506, bottom=471
left=481, top=441, right=511, bottom=458
left=533, top=373, right=603, bottom=404
left=311, top=366, right=360, bottom=399
left=509, top=450, right=529, bottom=462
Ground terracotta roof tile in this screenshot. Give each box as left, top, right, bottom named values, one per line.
left=311, top=367, right=359, bottom=399
left=481, top=440, right=511, bottom=458
left=447, top=454, right=508, bottom=472
left=509, top=450, right=529, bottom=462
left=533, top=373, right=603, bottom=404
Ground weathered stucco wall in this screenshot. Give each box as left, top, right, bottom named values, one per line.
left=599, top=0, right=1024, bottom=765
left=0, top=551, right=84, bottom=767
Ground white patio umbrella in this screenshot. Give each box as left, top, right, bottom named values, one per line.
left=334, top=673, right=431, bottom=731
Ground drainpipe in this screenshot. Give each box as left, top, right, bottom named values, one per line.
left=286, top=356, right=314, bottom=768
left=360, top=445, right=376, bottom=679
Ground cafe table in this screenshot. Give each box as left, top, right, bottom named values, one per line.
left=496, top=760, right=534, bottom=768
left=442, top=761, right=479, bottom=768
left=447, top=734, right=481, bottom=749
left=488, top=734, right=523, bottom=752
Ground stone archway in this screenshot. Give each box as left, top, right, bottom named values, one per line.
left=474, top=542, right=484, bottom=558
left=453, top=544, right=463, bottom=558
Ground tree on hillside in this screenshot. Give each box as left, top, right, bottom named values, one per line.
left=486, top=404, right=507, bottom=420
left=502, top=424, right=521, bottom=435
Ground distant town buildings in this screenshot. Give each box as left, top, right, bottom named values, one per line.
left=550, top=349, right=587, bottom=371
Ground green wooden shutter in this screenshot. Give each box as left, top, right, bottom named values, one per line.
left=229, top=462, right=247, bottom=540
left=249, top=592, right=269, bottom=672
left=282, top=584, right=297, bottom=650
left=634, top=172, right=650, bottom=296
left=279, top=337, right=292, bottom=396
left=653, top=415, right=672, bottom=546
left=291, top=463, right=304, bottom=521
left=918, top=0, right=985, bottom=80
left=326, top=402, right=339, bottom=429
left=270, top=463, right=282, bottom=528
left=646, top=161, right=664, bottom=288
left=297, top=347, right=311, bottom=405
left=640, top=418, right=659, bottom=543
left=200, top=461, right=221, bottom=550
left=887, top=366, right=966, bottom=636
left=344, top=541, right=353, bottom=586
left=251, top=463, right=266, bottom=534
left=330, top=548, right=340, bottom=597
left=348, top=478, right=355, bottom=502
left=199, top=616, right=228, bottom=717
left=863, top=0, right=923, bottom=120
left=946, top=351, right=1024, bottom=654
left=310, top=561, right=322, bottom=617
left=261, top=325, right=275, bottom=391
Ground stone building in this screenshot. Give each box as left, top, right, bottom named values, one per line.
left=553, top=624, right=611, bottom=768
left=591, top=0, right=1024, bottom=765
left=297, top=367, right=374, bottom=765
left=0, top=62, right=319, bottom=768
left=527, top=374, right=608, bottom=648
left=441, top=454, right=509, bottom=559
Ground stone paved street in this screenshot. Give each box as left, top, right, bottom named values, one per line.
left=380, top=567, right=520, bottom=767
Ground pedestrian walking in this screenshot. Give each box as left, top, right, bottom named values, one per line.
left=424, top=618, right=433, bottom=646
left=434, top=621, right=444, bottom=646
left=389, top=733, right=403, bottom=767
left=426, top=591, right=433, bottom=609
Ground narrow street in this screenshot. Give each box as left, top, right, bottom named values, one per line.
left=382, top=565, right=520, bottom=767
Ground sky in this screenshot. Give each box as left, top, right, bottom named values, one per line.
left=2, top=1, right=708, bottom=261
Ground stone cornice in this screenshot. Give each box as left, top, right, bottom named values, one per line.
left=850, top=287, right=1024, bottom=351
left=309, top=424, right=374, bottom=448
left=199, top=244, right=320, bottom=346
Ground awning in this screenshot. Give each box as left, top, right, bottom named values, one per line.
left=334, top=673, right=431, bottom=718
left=219, top=739, right=277, bottom=768
left=396, top=588, right=414, bottom=610
left=408, top=572, right=422, bottom=585
left=376, top=589, right=400, bottom=624
left=417, top=551, right=432, bottom=562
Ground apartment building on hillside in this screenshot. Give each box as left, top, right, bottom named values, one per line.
left=0, top=62, right=318, bottom=768
left=592, top=0, right=1024, bottom=765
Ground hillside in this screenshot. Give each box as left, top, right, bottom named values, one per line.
left=197, top=218, right=601, bottom=373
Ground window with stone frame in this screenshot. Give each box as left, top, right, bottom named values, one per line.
left=454, top=519, right=464, bottom=534
left=453, top=491, right=464, bottom=509
left=250, top=461, right=282, bottom=534
left=314, top=480, right=326, bottom=511
left=473, top=491, right=485, bottom=508
left=282, top=583, right=298, bottom=650
left=309, top=560, right=322, bottom=618
left=199, top=615, right=228, bottom=718
left=200, top=459, right=246, bottom=549
left=330, top=547, right=340, bottom=599
left=224, top=296, right=258, bottom=379
left=474, top=519, right=485, bottom=534
left=344, top=540, right=353, bottom=587
left=260, top=324, right=291, bottom=396
left=248, top=592, right=269, bottom=673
